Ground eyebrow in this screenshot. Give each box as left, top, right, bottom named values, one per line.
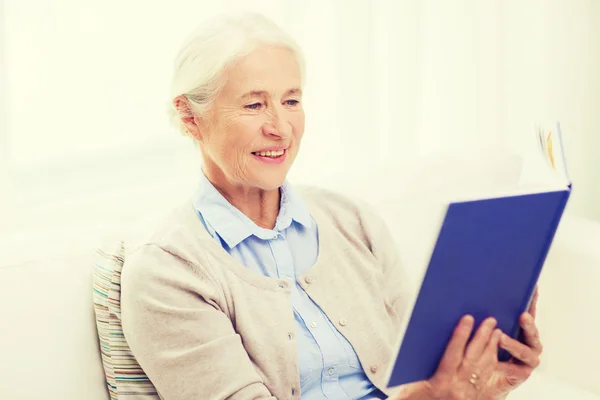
left=240, top=88, right=302, bottom=99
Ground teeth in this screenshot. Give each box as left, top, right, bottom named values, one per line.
left=254, top=149, right=285, bottom=157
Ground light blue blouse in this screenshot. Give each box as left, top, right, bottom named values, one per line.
left=192, top=171, right=386, bottom=399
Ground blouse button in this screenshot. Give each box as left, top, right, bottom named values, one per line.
left=370, top=365, right=379, bottom=373
left=304, top=276, right=314, bottom=284
left=339, top=318, right=347, bottom=326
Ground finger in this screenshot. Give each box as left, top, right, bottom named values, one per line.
left=466, top=328, right=501, bottom=380
left=438, top=315, right=475, bottom=372
left=500, top=333, right=540, bottom=368
left=520, top=312, right=543, bottom=354
left=482, top=329, right=502, bottom=361
left=529, top=287, right=539, bottom=319
left=456, top=329, right=501, bottom=393
left=464, top=317, right=497, bottom=362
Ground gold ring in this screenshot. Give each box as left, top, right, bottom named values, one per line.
left=469, top=373, right=479, bottom=386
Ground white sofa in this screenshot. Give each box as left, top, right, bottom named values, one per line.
left=1, top=155, right=599, bottom=400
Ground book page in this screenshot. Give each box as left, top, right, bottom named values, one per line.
left=535, top=122, right=570, bottom=185
left=518, top=122, right=570, bottom=191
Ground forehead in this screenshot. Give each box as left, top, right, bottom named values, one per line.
left=223, top=45, right=302, bottom=96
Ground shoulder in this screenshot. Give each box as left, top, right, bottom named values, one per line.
left=123, top=199, right=214, bottom=262
left=124, top=200, right=195, bottom=250
left=296, top=185, right=391, bottom=254
left=120, top=199, right=221, bottom=294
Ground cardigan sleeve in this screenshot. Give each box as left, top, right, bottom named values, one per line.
left=301, top=185, right=415, bottom=327
left=359, top=201, right=415, bottom=326
left=120, top=243, right=276, bottom=400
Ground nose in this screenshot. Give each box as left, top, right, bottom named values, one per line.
left=262, top=105, right=292, bottom=138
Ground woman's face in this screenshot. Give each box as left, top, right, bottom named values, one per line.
left=198, top=45, right=305, bottom=192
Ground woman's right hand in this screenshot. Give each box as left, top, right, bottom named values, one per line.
left=421, top=315, right=502, bottom=400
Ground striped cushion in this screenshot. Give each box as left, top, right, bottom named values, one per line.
left=92, top=240, right=160, bottom=399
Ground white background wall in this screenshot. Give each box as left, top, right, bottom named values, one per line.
left=0, top=1, right=10, bottom=223
left=1, top=0, right=599, bottom=236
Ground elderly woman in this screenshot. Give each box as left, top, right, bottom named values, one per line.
left=121, top=12, right=543, bottom=400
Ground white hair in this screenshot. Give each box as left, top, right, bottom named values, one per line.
left=168, top=12, right=307, bottom=138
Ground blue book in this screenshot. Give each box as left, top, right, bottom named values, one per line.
left=386, top=123, right=572, bottom=388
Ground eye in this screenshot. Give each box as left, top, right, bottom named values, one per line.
left=285, top=99, right=300, bottom=106
left=245, top=102, right=263, bottom=110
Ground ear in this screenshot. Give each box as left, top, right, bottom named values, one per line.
left=173, top=96, right=206, bottom=142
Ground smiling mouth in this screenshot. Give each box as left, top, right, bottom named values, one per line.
left=251, top=149, right=286, bottom=158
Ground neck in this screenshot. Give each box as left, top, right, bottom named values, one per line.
left=202, top=167, right=281, bottom=230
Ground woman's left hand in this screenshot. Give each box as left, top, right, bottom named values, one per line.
left=480, top=287, right=542, bottom=400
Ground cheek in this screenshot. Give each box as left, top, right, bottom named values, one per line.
left=216, top=118, right=260, bottom=169
left=291, top=112, right=305, bottom=140
left=219, top=116, right=258, bottom=149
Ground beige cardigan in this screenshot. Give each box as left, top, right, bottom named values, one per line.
left=121, top=186, right=412, bottom=400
